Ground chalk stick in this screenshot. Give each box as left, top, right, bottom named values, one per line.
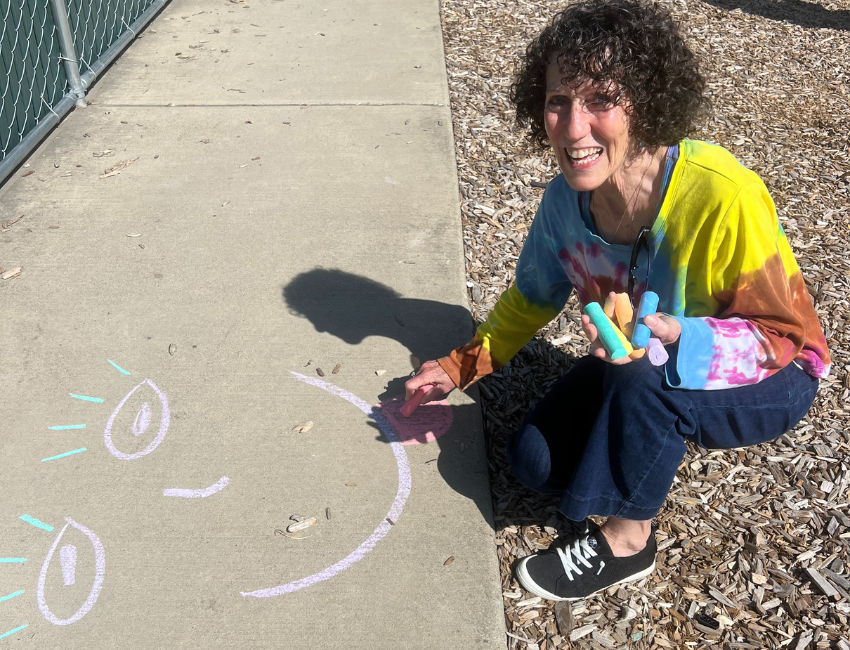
left=400, top=385, right=433, bottom=417
left=631, top=291, right=660, bottom=349
left=611, top=319, right=634, bottom=354
left=613, top=293, right=635, bottom=337
left=602, top=294, right=616, bottom=319
left=583, top=302, right=628, bottom=361
left=646, top=338, right=669, bottom=366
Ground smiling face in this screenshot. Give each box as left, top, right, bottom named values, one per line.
left=544, top=60, right=635, bottom=192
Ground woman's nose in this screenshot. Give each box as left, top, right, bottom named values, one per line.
left=565, top=102, right=591, bottom=140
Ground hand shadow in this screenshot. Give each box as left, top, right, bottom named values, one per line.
left=282, top=268, right=494, bottom=526
left=282, top=267, right=586, bottom=534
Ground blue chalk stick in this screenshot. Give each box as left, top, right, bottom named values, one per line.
left=583, top=302, right=628, bottom=360
left=631, top=291, right=660, bottom=348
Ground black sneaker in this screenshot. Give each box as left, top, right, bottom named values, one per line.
left=514, top=520, right=656, bottom=601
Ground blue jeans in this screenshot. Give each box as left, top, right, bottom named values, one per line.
left=506, top=355, right=818, bottom=521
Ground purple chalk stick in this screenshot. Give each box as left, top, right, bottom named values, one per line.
left=646, top=338, right=669, bottom=366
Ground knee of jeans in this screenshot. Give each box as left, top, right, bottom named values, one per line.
left=506, top=424, right=552, bottom=492
left=604, top=359, right=663, bottom=398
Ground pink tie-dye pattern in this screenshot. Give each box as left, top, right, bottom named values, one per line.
left=558, top=248, right=630, bottom=307
left=704, top=318, right=773, bottom=388
left=796, top=349, right=828, bottom=378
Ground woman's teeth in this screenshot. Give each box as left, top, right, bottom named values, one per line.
left=566, top=148, right=602, bottom=164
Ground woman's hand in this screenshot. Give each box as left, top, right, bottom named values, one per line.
left=405, top=360, right=456, bottom=404
left=642, top=314, right=681, bottom=345
left=581, top=305, right=681, bottom=365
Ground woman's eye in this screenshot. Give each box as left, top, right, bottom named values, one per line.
left=546, top=96, right=568, bottom=109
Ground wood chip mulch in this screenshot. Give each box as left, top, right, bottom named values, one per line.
left=438, top=0, right=850, bottom=647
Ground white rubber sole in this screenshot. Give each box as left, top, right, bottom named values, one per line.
left=515, top=557, right=656, bottom=602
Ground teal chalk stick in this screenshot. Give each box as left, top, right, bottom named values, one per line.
left=583, top=302, right=628, bottom=360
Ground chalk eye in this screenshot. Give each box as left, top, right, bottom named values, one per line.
left=132, top=401, right=152, bottom=437
left=37, top=518, right=105, bottom=626
left=104, top=379, right=171, bottom=460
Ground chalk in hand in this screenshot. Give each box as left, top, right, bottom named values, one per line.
left=631, top=291, right=660, bottom=349
left=613, top=292, right=635, bottom=337
left=610, top=318, right=634, bottom=355
left=646, top=338, right=669, bottom=366
left=602, top=294, right=617, bottom=319
left=400, top=384, right=433, bottom=417
left=583, top=302, right=629, bottom=361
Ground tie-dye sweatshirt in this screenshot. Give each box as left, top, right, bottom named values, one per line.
left=439, top=139, right=830, bottom=391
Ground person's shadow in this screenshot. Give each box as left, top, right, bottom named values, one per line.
left=699, top=0, right=850, bottom=30
left=282, top=268, right=579, bottom=531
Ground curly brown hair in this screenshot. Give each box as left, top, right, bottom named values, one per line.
left=510, top=0, right=708, bottom=149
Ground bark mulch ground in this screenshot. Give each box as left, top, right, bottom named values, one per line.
left=438, top=0, right=850, bottom=647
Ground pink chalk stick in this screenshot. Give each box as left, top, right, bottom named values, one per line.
left=400, top=385, right=433, bottom=417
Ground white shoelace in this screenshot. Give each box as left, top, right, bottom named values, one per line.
left=555, top=532, right=599, bottom=581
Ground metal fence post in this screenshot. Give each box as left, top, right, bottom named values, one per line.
left=47, top=0, right=86, bottom=107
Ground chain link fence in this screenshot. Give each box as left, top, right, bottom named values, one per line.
left=0, top=0, right=67, bottom=164
left=0, top=0, right=169, bottom=185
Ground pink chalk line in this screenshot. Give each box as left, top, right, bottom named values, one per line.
left=240, top=372, right=412, bottom=598
left=163, top=476, right=230, bottom=499
left=104, top=379, right=170, bottom=460
left=38, top=518, right=105, bottom=625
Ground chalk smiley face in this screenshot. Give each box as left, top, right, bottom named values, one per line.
left=35, top=359, right=453, bottom=613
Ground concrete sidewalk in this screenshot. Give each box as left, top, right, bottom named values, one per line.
left=0, top=0, right=504, bottom=647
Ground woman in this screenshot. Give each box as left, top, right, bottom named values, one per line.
left=406, top=0, right=830, bottom=601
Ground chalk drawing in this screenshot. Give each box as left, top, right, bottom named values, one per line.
left=163, top=476, right=230, bottom=498
left=37, top=518, right=105, bottom=626
left=0, top=590, right=24, bottom=602
left=107, top=359, right=130, bottom=375
left=376, top=395, right=454, bottom=446
left=104, top=379, right=170, bottom=460
left=239, top=371, right=412, bottom=598
left=132, top=402, right=152, bottom=437
left=69, top=394, right=104, bottom=403
left=42, top=448, right=87, bottom=462
left=0, top=558, right=27, bottom=563
left=20, top=515, right=54, bottom=532
left=49, top=424, right=86, bottom=430
left=0, top=624, right=28, bottom=641
left=60, top=546, right=77, bottom=586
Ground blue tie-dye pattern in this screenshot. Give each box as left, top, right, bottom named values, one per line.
left=515, top=147, right=679, bottom=314
left=666, top=317, right=715, bottom=388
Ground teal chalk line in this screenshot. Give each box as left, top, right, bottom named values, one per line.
left=0, top=591, right=24, bottom=602
left=0, top=559, right=26, bottom=563
left=42, top=448, right=87, bottom=462
left=0, top=624, right=28, bottom=640
left=19, top=515, right=53, bottom=532
left=107, top=359, right=130, bottom=375
left=69, top=394, right=103, bottom=403
left=49, top=424, right=86, bottom=430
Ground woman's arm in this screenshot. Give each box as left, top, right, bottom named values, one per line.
left=432, top=195, right=574, bottom=393
left=666, top=182, right=830, bottom=390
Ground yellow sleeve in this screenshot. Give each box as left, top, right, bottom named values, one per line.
left=438, top=284, right=561, bottom=391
